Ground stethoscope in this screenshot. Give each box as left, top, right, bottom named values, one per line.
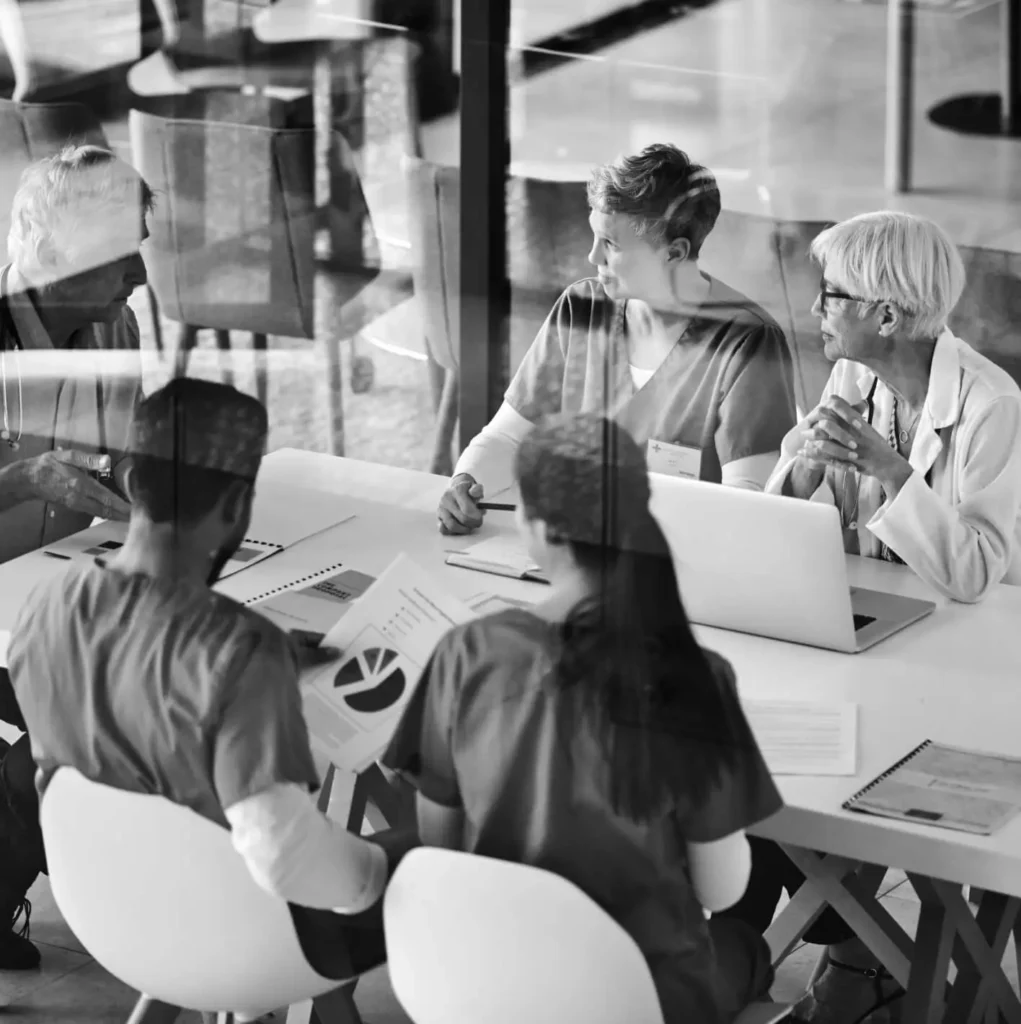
left=0, top=286, right=23, bottom=452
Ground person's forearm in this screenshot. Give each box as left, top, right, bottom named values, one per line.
left=226, top=784, right=389, bottom=913
left=0, top=461, right=33, bottom=515
left=452, top=402, right=533, bottom=496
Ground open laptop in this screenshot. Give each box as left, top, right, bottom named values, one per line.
left=647, top=474, right=936, bottom=653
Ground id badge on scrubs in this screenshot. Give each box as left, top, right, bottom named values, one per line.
left=646, top=439, right=701, bottom=479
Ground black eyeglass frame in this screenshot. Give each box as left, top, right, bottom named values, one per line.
left=817, top=276, right=869, bottom=315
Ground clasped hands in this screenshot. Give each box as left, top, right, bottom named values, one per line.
left=795, top=396, right=913, bottom=498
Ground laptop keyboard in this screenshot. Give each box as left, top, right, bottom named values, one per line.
left=853, top=613, right=877, bottom=632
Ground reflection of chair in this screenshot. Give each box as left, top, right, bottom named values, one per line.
left=0, top=97, right=108, bottom=239
left=385, top=847, right=791, bottom=1024
left=405, top=158, right=590, bottom=474
left=129, top=105, right=318, bottom=409
left=41, top=766, right=364, bottom=1024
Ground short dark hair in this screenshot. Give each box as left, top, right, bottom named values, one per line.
left=586, top=144, right=721, bottom=259
left=128, top=379, right=268, bottom=526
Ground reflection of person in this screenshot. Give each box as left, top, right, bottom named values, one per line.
left=389, top=414, right=782, bottom=1023
left=767, top=211, right=1021, bottom=604
left=9, top=380, right=414, bottom=980
left=0, top=145, right=150, bottom=969
left=437, top=144, right=796, bottom=534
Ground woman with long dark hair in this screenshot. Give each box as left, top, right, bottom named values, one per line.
left=385, top=413, right=782, bottom=1023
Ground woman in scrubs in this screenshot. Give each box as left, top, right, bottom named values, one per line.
left=387, top=414, right=782, bottom=1024
left=437, top=143, right=796, bottom=534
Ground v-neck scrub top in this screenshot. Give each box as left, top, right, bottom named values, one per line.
left=505, top=278, right=797, bottom=483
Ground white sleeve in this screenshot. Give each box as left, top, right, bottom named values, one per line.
left=722, top=452, right=780, bottom=491
left=225, top=783, right=389, bottom=913
left=868, top=396, right=1021, bottom=603
left=452, top=401, right=534, bottom=497
left=686, top=831, right=752, bottom=912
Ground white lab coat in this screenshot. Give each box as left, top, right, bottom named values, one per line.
left=766, top=330, right=1021, bottom=603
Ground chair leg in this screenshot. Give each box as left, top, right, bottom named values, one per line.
left=147, top=286, right=164, bottom=356
left=323, top=337, right=344, bottom=457
left=174, top=324, right=199, bottom=379
left=214, top=330, right=234, bottom=388
left=252, top=333, right=268, bottom=409
left=126, top=996, right=182, bottom=1024
left=429, top=369, right=459, bottom=476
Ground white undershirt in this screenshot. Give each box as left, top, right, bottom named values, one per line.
left=225, top=783, right=389, bottom=913
left=629, top=364, right=656, bottom=391
left=453, top=402, right=779, bottom=496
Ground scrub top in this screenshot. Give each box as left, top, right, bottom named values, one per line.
left=8, top=561, right=319, bottom=827
left=505, top=277, right=797, bottom=483
left=9, top=560, right=398, bottom=981
left=0, top=265, right=142, bottom=565
left=383, top=609, right=782, bottom=1024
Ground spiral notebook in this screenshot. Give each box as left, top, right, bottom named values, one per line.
left=844, top=740, right=1021, bottom=835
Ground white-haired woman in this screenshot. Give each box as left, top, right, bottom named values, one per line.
left=767, top=210, right=1021, bottom=605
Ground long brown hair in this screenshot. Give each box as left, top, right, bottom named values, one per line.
left=515, top=414, right=747, bottom=822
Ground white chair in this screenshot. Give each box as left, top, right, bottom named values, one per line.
left=383, top=847, right=791, bottom=1024
left=40, top=767, right=366, bottom=1024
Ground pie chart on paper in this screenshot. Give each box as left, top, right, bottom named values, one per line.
left=333, top=646, right=405, bottom=713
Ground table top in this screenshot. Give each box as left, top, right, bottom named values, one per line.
left=4, top=447, right=1021, bottom=894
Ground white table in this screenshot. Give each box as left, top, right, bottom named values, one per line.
left=4, top=447, right=1021, bottom=1020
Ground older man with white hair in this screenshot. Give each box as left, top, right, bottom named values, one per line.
left=768, top=210, right=1021, bottom=606
left=0, top=143, right=152, bottom=970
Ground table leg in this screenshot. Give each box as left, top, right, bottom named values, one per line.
left=901, top=883, right=954, bottom=1024
left=780, top=846, right=913, bottom=987
left=913, top=878, right=1021, bottom=1024
left=884, top=0, right=915, bottom=193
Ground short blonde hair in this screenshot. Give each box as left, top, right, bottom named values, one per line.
left=7, top=144, right=154, bottom=283
left=811, top=211, right=965, bottom=340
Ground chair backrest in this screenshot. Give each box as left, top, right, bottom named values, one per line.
left=762, top=218, right=1021, bottom=410
left=384, top=847, right=665, bottom=1024
left=129, top=104, right=317, bottom=338
left=40, top=767, right=334, bottom=1017
left=0, top=99, right=109, bottom=255
left=404, top=158, right=591, bottom=378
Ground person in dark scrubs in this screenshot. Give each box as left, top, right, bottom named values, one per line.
left=437, top=143, right=796, bottom=534
left=388, top=413, right=783, bottom=1024
left=0, top=144, right=151, bottom=969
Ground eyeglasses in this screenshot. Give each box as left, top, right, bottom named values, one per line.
left=818, top=278, right=866, bottom=315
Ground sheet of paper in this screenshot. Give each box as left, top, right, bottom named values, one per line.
left=466, top=591, right=534, bottom=616
left=43, top=520, right=128, bottom=562
left=300, top=554, right=473, bottom=773
left=246, top=484, right=354, bottom=549
left=851, top=741, right=1021, bottom=835
left=743, top=700, right=858, bottom=776
left=452, top=535, right=542, bottom=575
left=254, top=568, right=376, bottom=635
left=0, top=630, right=9, bottom=669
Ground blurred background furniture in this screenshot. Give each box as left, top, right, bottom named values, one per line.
left=0, top=96, right=109, bottom=239
left=404, top=158, right=590, bottom=474
left=130, top=102, right=318, bottom=410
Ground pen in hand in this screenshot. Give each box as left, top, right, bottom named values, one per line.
left=476, top=501, right=516, bottom=512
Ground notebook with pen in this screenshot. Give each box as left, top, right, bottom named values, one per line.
left=445, top=535, right=550, bottom=584
left=843, top=740, right=1021, bottom=835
